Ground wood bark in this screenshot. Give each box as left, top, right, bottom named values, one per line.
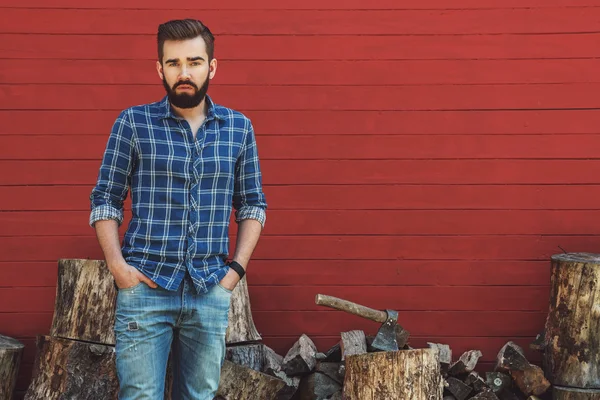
left=226, top=343, right=266, bottom=371
left=340, top=330, right=367, bottom=360
left=544, top=253, right=600, bottom=388
left=50, top=259, right=117, bottom=344
left=226, top=343, right=299, bottom=389
left=216, top=360, right=296, bottom=400
left=343, top=349, right=443, bottom=400
left=0, top=335, right=24, bottom=400
left=428, top=342, right=452, bottom=370
left=51, top=259, right=261, bottom=345
left=24, top=336, right=119, bottom=400
left=446, top=377, right=472, bottom=400
left=553, top=386, right=600, bottom=400
left=226, top=275, right=262, bottom=344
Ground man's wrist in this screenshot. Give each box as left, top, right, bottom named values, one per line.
left=228, top=260, right=246, bottom=280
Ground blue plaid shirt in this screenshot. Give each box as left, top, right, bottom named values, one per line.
left=89, top=96, right=267, bottom=293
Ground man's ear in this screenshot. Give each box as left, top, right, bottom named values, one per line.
left=156, top=61, right=164, bottom=80
left=209, top=58, right=218, bottom=80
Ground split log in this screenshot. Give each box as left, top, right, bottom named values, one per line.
left=226, top=343, right=299, bottom=389
left=553, top=387, right=600, bottom=400
left=226, top=343, right=265, bottom=371
left=464, top=372, right=487, bottom=394
left=295, top=371, right=342, bottom=400
left=0, top=335, right=24, bottom=400
left=282, top=335, right=317, bottom=377
left=544, top=253, right=600, bottom=388
left=24, top=336, right=118, bottom=400
left=315, top=362, right=344, bottom=385
left=428, top=342, right=452, bottom=373
left=446, top=377, right=472, bottom=400
left=497, top=390, right=520, bottom=400
left=496, top=342, right=530, bottom=372
left=486, top=372, right=512, bottom=394
left=471, top=391, right=500, bottom=400
left=321, top=343, right=341, bottom=363
left=448, top=350, right=482, bottom=376
left=51, top=259, right=261, bottom=345
left=217, top=360, right=295, bottom=400
left=496, top=342, right=550, bottom=397
left=340, top=330, right=367, bottom=360
left=344, top=349, right=443, bottom=400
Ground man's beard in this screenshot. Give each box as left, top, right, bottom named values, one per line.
left=163, top=74, right=210, bottom=109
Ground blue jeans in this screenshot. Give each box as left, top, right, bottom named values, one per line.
left=114, top=274, right=232, bottom=399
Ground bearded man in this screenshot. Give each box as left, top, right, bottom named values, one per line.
left=89, top=19, right=267, bottom=400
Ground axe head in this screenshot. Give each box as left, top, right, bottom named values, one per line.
left=371, top=310, right=407, bottom=352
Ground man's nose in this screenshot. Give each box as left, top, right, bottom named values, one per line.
left=179, top=66, right=190, bottom=79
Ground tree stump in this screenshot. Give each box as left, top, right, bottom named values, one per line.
left=343, top=349, right=443, bottom=400
left=543, top=253, right=600, bottom=388
left=226, top=275, right=262, bottom=344
left=50, top=259, right=117, bottom=344
left=0, top=335, right=24, bottom=400
left=553, top=386, right=600, bottom=400
left=24, top=336, right=118, bottom=400
left=51, top=259, right=261, bottom=344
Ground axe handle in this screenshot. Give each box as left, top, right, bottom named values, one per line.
left=315, top=294, right=388, bottom=324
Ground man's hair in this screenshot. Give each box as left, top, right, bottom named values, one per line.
left=157, top=19, right=215, bottom=62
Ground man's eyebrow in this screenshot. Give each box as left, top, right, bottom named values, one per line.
left=187, top=56, right=205, bottom=62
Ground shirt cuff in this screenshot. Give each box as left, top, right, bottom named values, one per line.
left=235, top=206, right=266, bottom=228
left=89, top=204, right=124, bottom=227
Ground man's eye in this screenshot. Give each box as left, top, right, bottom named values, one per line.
left=190, top=62, right=200, bottom=66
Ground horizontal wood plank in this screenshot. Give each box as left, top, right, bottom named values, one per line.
left=5, top=59, right=600, bottom=85
left=2, top=184, right=600, bottom=211
left=4, top=84, right=600, bottom=111
left=0, top=235, right=594, bottom=261
left=2, top=110, right=599, bottom=135
left=4, top=33, right=600, bottom=60
left=0, top=310, right=546, bottom=337
left=3, top=159, right=600, bottom=185
left=0, top=285, right=549, bottom=312
left=0, top=260, right=549, bottom=287
left=251, top=311, right=547, bottom=337
left=0, top=0, right=595, bottom=9
left=3, top=210, right=600, bottom=236
left=2, top=8, right=600, bottom=35
left=5, top=134, right=600, bottom=160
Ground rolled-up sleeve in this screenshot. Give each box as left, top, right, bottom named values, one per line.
left=89, top=110, right=136, bottom=227
left=233, top=120, right=267, bottom=227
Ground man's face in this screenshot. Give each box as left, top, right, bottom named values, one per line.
left=156, top=37, right=217, bottom=109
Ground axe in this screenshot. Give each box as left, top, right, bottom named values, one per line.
left=315, top=294, right=410, bottom=352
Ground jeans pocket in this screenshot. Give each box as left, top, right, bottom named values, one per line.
left=118, top=281, right=145, bottom=292
left=216, top=282, right=233, bottom=295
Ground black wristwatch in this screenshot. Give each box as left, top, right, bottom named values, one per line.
left=227, top=260, right=245, bottom=280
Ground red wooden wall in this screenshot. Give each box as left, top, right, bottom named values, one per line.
left=2, top=0, right=600, bottom=396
